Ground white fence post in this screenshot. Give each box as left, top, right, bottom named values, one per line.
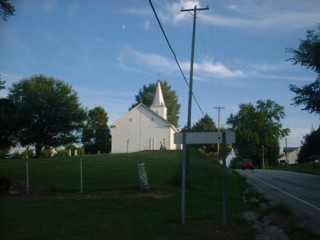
left=26, top=162, right=29, bottom=195
left=80, top=158, right=83, bottom=193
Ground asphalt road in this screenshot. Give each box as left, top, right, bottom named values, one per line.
left=237, top=169, right=320, bottom=235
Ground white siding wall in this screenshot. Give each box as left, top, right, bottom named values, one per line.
left=278, top=148, right=301, bottom=164
left=111, top=106, right=178, bottom=153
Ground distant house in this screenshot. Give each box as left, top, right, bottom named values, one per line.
left=110, top=81, right=181, bottom=153
left=278, top=147, right=301, bottom=164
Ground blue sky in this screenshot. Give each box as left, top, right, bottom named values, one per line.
left=0, top=0, right=319, bottom=151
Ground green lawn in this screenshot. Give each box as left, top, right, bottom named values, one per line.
left=0, top=150, right=253, bottom=239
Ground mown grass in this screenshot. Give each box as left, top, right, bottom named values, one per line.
left=0, top=150, right=253, bottom=240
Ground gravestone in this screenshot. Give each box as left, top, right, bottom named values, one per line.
left=137, top=163, right=149, bottom=191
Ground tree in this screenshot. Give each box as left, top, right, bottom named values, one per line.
left=297, top=126, right=320, bottom=163
left=0, top=0, right=15, bottom=21
left=289, top=79, right=320, bottom=115
left=0, top=77, right=15, bottom=152
left=130, top=80, right=180, bottom=127
left=227, top=100, right=290, bottom=167
left=181, top=114, right=232, bottom=158
left=8, top=75, right=86, bottom=157
left=189, top=114, right=218, bottom=156
left=0, top=78, right=5, bottom=90
left=0, top=98, right=15, bottom=150
left=82, top=106, right=111, bottom=154
left=287, top=24, right=320, bottom=115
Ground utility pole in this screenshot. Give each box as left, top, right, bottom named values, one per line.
left=181, top=5, right=209, bottom=167
left=214, top=106, right=224, bottom=159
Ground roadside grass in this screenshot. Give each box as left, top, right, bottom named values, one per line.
left=271, top=162, right=320, bottom=176
left=263, top=202, right=319, bottom=240
left=244, top=185, right=319, bottom=240
left=0, top=150, right=254, bottom=240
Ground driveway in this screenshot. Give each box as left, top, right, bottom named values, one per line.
left=237, top=169, right=320, bottom=234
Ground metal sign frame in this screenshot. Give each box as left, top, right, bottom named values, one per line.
left=174, top=131, right=235, bottom=226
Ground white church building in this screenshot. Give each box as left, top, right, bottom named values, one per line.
left=110, top=82, right=181, bottom=153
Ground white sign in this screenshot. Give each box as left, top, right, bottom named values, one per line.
left=174, top=132, right=235, bottom=144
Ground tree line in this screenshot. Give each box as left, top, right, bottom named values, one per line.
left=0, top=74, right=291, bottom=164
left=0, top=75, right=109, bottom=157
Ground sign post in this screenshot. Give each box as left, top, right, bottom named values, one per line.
left=222, top=132, right=227, bottom=227
left=181, top=132, right=187, bottom=224
left=174, top=131, right=235, bottom=225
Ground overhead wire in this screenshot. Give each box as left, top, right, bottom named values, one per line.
left=148, top=0, right=205, bottom=117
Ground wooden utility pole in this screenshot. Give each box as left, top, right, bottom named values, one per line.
left=215, top=106, right=224, bottom=159
left=181, top=5, right=209, bottom=167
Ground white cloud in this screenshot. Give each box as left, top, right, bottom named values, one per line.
left=0, top=72, right=24, bottom=97
left=118, top=44, right=177, bottom=73
left=227, top=4, right=239, bottom=11
left=195, top=57, right=244, bottom=78
left=151, top=0, right=320, bottom=31
left=118, top=44, right=316, bottom=87
left=126, top=7, right=151, bottom=16
left=75, top=86, right=134, bottom=124
left=125, top=0, right=319, bottom=31
left=118, top=44, right=244, bottom=79
left=43, top=0, right=57, bottom=12
left=143, top=19, right=151, bottom=30
left=251, top=63, right=285, bottom=72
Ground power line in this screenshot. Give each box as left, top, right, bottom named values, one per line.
left=148, top=0, right=205, bottom=117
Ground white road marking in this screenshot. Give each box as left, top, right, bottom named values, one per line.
left=244, top=172, right=320, bottom=212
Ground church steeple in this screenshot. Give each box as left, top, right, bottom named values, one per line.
left=150, top=81, right=167, bottom=120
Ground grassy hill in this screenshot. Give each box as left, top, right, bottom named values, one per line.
left=0, top=150, right=254, bottom=239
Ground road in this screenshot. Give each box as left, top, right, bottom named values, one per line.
left=238, top=169, right=320, bottom=235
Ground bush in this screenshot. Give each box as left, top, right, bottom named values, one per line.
left=56, top=149, right=67, bottom=157
left=21, top=149, right=34, bottom=159
left=0, top=149, right=9, bottom=158
left=229, top=157, right=242, bottom=169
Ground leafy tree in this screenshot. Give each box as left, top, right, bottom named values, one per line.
left=297, top=126, right=320, bottom=163
left=130, top=80, right=180, bottom=127
left=0, top=98, right=15, bottom=151
left=0, top=78, right=15, bottom=152
left=289, top=79, right=320, bottom=115
left=189, top=114, right=217, bottom=156
left=82, top=106, right=111, bottom=154
left=0, top=78, right=5, bottom=90
left=227, top=100, right=290, bottom=167
left=181, top=114, right=232, bottom=159
left=0, top=0, right=15, bottom=21
left=7, top=75, right=86, bottom=157
left=191, top=114, right=217, bottom=132
left=287, top=24, right=320, bottom=115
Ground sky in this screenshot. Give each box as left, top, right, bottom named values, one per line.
left=0, top=0, right=319, bottom=152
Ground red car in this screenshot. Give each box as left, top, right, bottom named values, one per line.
left=242, top=159, right=253, bottom=170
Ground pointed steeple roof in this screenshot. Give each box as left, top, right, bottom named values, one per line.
left=151, top=81, right=166, bottom=107
left=150, top=81, right=167, bottom=120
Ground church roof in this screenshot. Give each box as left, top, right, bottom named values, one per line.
left=151, top=81, right=166, bottom=107
left=110, top=103, right=178, bottom=132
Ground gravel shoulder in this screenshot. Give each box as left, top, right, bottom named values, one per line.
left=238, top=169, right=320, bottom=236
